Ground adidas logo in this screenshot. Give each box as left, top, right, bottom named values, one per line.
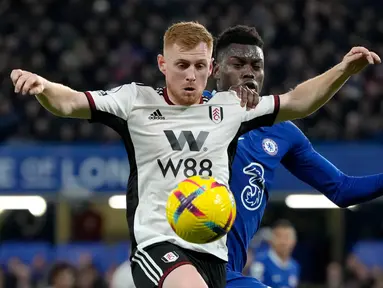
left=148, top=109, right=165, bottom=120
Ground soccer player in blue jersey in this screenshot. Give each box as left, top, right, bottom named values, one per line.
left=251, top=220, right=300, bottom=288
left=208, top=25, right=383, bottom=287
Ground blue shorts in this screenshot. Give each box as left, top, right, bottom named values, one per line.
left=226, top=270, right=269, bottom=288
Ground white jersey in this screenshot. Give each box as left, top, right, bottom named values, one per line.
left=85, top=83, right=279, bottom=261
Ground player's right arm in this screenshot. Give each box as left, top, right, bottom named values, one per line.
left=11, top=69, right=91, bottom=118
left=10, top=69, right=135, bottom=121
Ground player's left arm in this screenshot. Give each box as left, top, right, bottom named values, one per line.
left=281, top=125, right=383, bottom=208
left=275, top=46, right=380, bottom=123
left=238, top=47, right=379, bottom=132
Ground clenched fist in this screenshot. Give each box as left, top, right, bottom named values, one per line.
left=10, top=69, right=46, bottom=95
left=341, top=46, right=381, bottom=75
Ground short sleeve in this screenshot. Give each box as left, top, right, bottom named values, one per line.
left=241, top=95, right=280, bottom=123
left=84, top=83, right=138, bottom=121
left=238, top=95, right=280, bottom=136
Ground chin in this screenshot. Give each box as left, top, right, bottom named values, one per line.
left=178, top=91, right=200, bottom=105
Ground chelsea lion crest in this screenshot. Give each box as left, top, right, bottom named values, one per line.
left=262, top=138, right=278, bottom=156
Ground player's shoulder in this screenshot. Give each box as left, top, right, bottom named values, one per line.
left=267, top=120, right=299, bottom=131
left=266, top=121, right=306, bottom=139
left=255, top=250, right=269, bottom=262
left=133, top=82, right=160, bottom=95
left=131, top=84, right=172, bottom=104
left=207, top=90, right=240, bottom=105
left=290, top=258, right=300, bottom=270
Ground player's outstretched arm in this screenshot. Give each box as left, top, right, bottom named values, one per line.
left=275, top=47, right=381, bottom=123
left=282, top=124, right=383, bottom=208
left=10, top=69, right=91, bottom=119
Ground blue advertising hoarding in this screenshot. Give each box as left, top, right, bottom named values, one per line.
left=0, top=143, right=381, bottom=194
left=0, top=145, right=129, bottom=194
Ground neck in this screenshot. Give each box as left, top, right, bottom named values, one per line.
left=274, top=250, right=289, bottom=263
left=270, top=249, right=290, bottom=268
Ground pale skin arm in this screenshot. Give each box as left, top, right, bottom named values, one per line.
left=232, top=46, right=381, bottom=121
left=276, top=46, right=381, bottom=122
left=10, top=69, right=91, bottom=119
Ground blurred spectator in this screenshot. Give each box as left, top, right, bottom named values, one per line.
left=77, top=264, right=106, bottom=288
left=1, top=0, right=383, bottom=143
left=71, top=203, right=102, bottom=242
left=47, top=262, right=76, bottom=288
left=110, top=261, right=135, bottom=288
left=326, top=262, right=343, bottom=288
left=30, top=255, right=48, bottom=288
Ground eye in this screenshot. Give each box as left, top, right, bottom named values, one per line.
left=232, top=63, right=243, bottom=69
left=196, top=63, right=206, bottom=70
left=177, top=63, right=188, bottom=69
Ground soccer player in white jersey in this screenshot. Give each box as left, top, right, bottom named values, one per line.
left=10, top=21, right=380, bottom=288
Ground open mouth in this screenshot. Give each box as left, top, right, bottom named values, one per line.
left=184, top=87, right=195, bottom=92
left=243, top=81, right=257, bottom=91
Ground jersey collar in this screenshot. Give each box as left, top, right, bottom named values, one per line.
left=163, top=88, right=203, bottom=105
left=268, top=249, right=292, bottom=269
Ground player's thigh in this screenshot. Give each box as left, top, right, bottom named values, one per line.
left=130, top=242, right=206, bottom=288
left=162, top=264, right=207, bottom=288
left=226, top=275, right=270, bottom=288
left=185, top=249, right=226, bottom=288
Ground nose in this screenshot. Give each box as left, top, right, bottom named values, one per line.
left=243, top=65, right=255, bottom=80
left=185, top=67, right=196, bottom=82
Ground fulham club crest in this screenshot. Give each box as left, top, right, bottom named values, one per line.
left=209, top=106, right=223, bottom=124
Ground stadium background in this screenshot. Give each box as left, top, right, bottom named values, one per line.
left=1, top=0, right=383, bottom=287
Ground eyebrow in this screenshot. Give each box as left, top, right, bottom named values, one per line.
left=175, top=59, right=208, bottom=64
left=229, top=56, right=263, bottom=61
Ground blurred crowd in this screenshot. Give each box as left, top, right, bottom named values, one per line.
left=0, top=253, right=115, bottom=288
left=1, top=0, right=383, bottom=142
left=326, top=255, right=383, bottom=288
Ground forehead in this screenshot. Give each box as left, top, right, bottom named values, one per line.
left=165, top=42, right=212, bottom=61
left=274, top=226, right=294, bottom=233
left=223, top=43, right=264, bottom=60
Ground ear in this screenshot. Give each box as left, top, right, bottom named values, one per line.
left=212, top=62, right=220, bottom=80
left=157, top=54, right=166, bottom=75
left=208, top=58, right=214, bottom=77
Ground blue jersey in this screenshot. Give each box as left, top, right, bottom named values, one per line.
left=201, top=90, right=383, bottom=278
left=226, top=120, right=305, bottom=273
left=251, top=250, right=300, bottom=288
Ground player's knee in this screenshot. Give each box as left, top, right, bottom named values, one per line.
left=162, top=264, right=208, bottom=288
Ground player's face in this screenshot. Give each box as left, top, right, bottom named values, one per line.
left=213, top=44, right=264, bottom=93
left=271, top=227, right=296, bottom=259
left=158, top=42, right=213, bottom=105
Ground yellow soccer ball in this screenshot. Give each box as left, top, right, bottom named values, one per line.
left=166, top=175, right=236, bottom=244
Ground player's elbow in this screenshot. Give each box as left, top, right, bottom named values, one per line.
left=333, top=199, right=349, bottom=208
left=328, top=184, right=353, bottom=208
left=57, top=92, right=91, bottom=119
left=277, top=93, right=312, bottom=121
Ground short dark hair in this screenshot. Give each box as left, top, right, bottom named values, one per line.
left=272, top=219, right=295, bottom=230
left=48, top=262, right=76, bottom=285
left=214, top=25, right=264, bottom=60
